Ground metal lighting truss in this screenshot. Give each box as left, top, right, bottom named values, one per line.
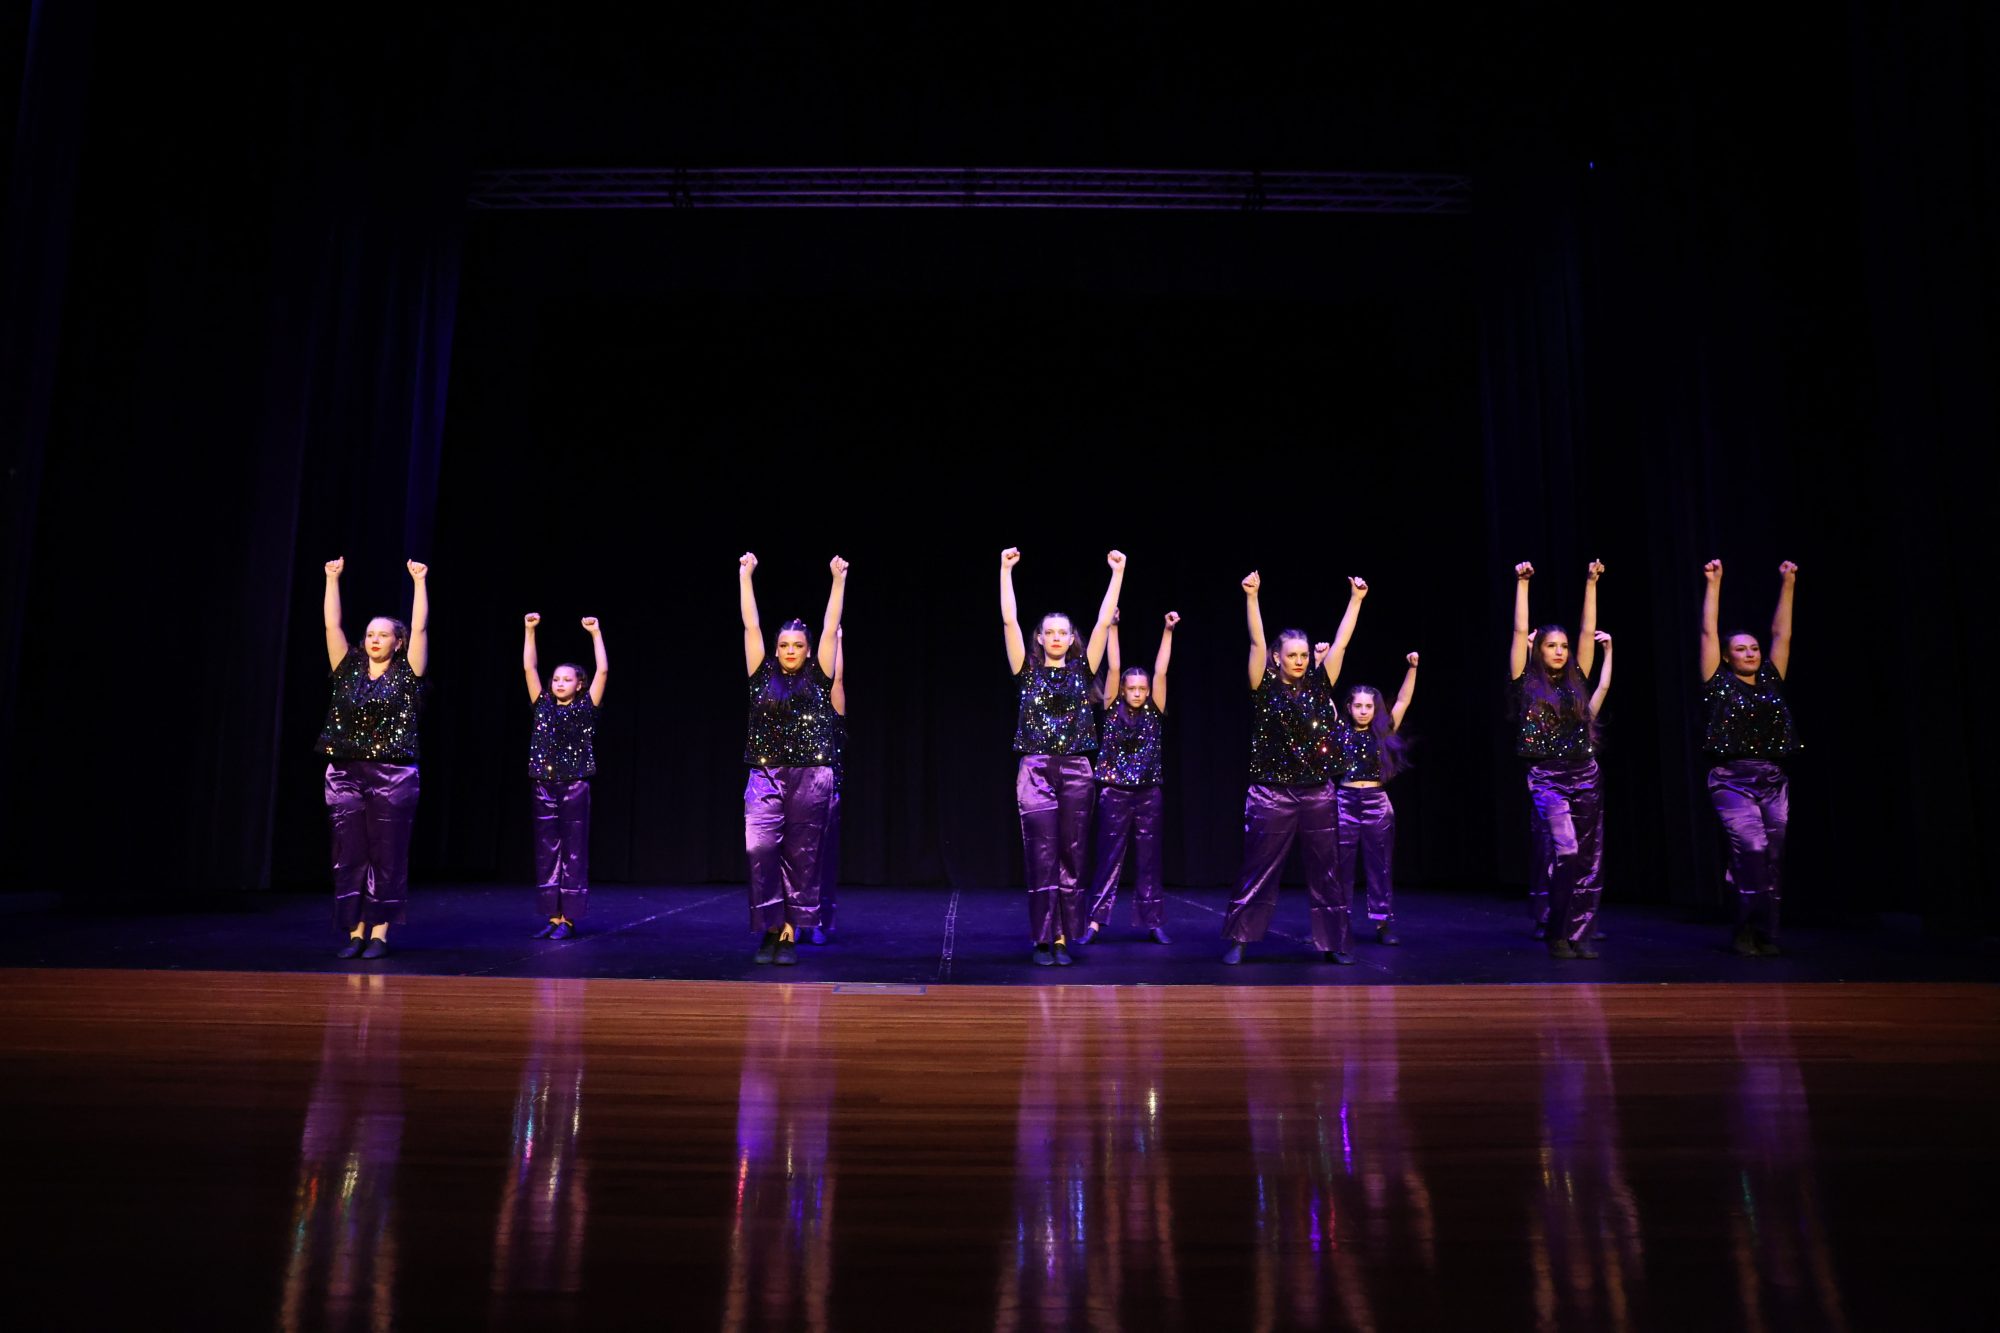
left=467, top=167, right=1470, bottom=215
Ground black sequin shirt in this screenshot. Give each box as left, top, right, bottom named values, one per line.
left=1512, top=675, right=1595, bottom=761
left=1096, top=700, right=1164, bottom=787
left=529, top=694, right=599, bottom=783
left=745, top=659, right=841, bottom=767
left=1247, top=671, right=1344, bottom=786
left=1013, top=662, right=1099, bottom=756
left=1701, top=664, right=1800, bottom=762
left=315, top=649, right=425, bottom=763
left=1336, top=726, right=1386, bottom=783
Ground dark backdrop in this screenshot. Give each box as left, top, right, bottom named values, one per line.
left=4, top=5, right=1993, bottom=929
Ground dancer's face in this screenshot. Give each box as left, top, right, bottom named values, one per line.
left=1278, top=637, right=1312, bottom=681
left=1122, top=674, right=1151, bottom=709
left=1038, top=616, right=1075, bottom=664
left=550, top=665, right=583, bottom=701
left=363, top=618, right=403, bottom=662
left=774, top=630, right=811, bottom=672
left=1727, top=634, right=1762, bottom=676
left=1538, top=632, right=1570, bottom=673
left=1347, top=692, right=1377, bottom=729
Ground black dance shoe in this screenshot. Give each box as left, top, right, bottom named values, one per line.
left=1053, top=944, right=1073, bottom=967
left=1323, top=950, right=1357, bottom=965
left=754, top=932, right=779, bottom=964
left=531, top=921, right=559, bottom=939
left=1375, top=923, right=1400, bottom=946
left=1547, top=938, right=1578, bottom=960
left=1732, top=926, right=1759, bottom=956
left=773, top=939, right=798, bottom=966
left=336, top=937, right=365, bottom=960
left=549, top=921, right=574, bottom=941
left=808, top=925, right=827, bottom=945
left=1149, top=927, right=1172, bottom=945
left=1033, top=944, right=1056, bottom=966
left=1221, top=942, right=1245, bottom=965
left=361, top=938, right=389, bottom=960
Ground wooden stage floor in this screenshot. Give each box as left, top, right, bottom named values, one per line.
left=2, top=969, right=1993, bottom=1331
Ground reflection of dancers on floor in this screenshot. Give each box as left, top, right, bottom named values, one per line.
left=722, top=987, right=835, bottom=1333
left=489, top=979, right=591, bottom=1304
left=1079, top=610, right=1179, bottom=948
left=278, top=976, right=405, bottom=1333
left=522, top=615, right=609, bottom=940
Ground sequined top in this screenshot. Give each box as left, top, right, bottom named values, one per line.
left=745, top=659, right=841, bottom=767
left=829, top=711, right=847, bottom=792
left=1013, top=662, right=1099, bottom=756
left=528, top=694, right=599, bottom=783
left=315, top=649, right=425, bottom=763
left=1097, top=700, right=1164, bottom=787
left=1247, top=672, right=1343, bottom=786
left=1336, top=726, right=1386, bottom=783
left=1512, top=675, right=1595, bottom=761
left=1701, top=664, right=1800, bottom=761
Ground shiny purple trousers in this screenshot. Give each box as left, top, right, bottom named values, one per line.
left=819, top=790, right=841, bottom=929
left=1223, top=783, right=1346, bottom=953
left=1017, top=755, right=1097, bottom=944
left=325, top=761, right=419, bottom=929
left=1524, top=759, right=1604, bottom=946
left=532, top=779, right=591, bottom=920
left=1526, top=812, right=1552, bottom=927
left=744, top=766, right=835, bottom=933
left=1707, top=760, right=1788, bottom=938
left=1087, top=784, right=1165, bottom=929
left=1335, top=786, right=1397, bottom=924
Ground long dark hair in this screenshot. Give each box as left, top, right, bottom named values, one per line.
left=1518, top=623, right=1597, bottom=739
left=1029, top=611, right=1107, bottom=703
left=1345, top=684, right=1412, bottom=779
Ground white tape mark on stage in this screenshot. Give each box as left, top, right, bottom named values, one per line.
left=462, top=889, right=738, bottom=977
left=936, top=887, right=961, bottom=982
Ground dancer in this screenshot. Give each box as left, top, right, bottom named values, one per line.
left=1699, top=559, right=1800, bottom=956
left=1000, top=547, right=1123, bottom=966
left=808, top=626, right=845, bottom=947
left=1524, top=560, right=1606, bottom=937
left=1079, top=609, right=1180, bottom=947
left=1222, top=571, right=1368, bottom=965
left=316, top=557, right=429, bottom=960
left=1335, top=652, right=1419, bottom=946
left=523, top=613, right=609, bottom=940
left=740, top=553, right=848, bottom=966
left=1510, top=561, right=1613, bottom=959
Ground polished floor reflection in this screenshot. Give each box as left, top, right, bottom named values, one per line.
left=0, top=972, right=1992, bottom=1331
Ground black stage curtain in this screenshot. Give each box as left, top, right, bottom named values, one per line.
left=4, top=7, right=1992, bottom=931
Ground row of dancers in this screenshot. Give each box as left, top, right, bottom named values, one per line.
left=311, top=551, right=1799, bottom=965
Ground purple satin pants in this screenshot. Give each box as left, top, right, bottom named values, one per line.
left=1525, top=759, right=1604, bottom=946
left=1087, top=784, right=1165, bottom=929
left=325, top=760, right=419, bottom=930
left=1016, top=755, right=1097, bottom=944
left=1708, top=759, right=1788, bottom=938
left=532, top=779, right=591, bottom=920
left=1223, top=783, right=1346, bottom=952
left=819, top=790, right=841, bottom=929
left=1526, top=811, right=1552, bottom=927
left=1335, top=785, right=1396, bottom=924
left=745, top=765, right=835, bottom=933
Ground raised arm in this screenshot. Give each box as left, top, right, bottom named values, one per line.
left=1000, top=548, right=1026, bottom=674
left=1509, top=562, right=1535, bottom=679
left=523, top=613, right=542, bottom=702
left=1103, top=614, right=1121, bottom=710
left=1154, top=611, right=1179, bottom=713
left=1699, top=559, right=1724, bottom=680
left=1320, top=577, right=1368, bottom=686
left=831, top=626, right=845, bottom=716
left=1391, top=651, right=1419, bottom=731
left=323, top=557, right=348, bottom=670
left=740, top=553, right=765, bottom=676
left=1577, top=559, right=1605, bottom=677
left=405, top=560, right=429, bottom=677
left=1589, top=631, right=1613, bottom=715
left=819, top=556, right=849, bottom=676
left=1769, top=561, right=1797, bottom=678
left=584, top=616, right=609, bottom=705
left=1243, top=571, right=1267, bottom=689
left=1085, top=550, right=1126, bottom=675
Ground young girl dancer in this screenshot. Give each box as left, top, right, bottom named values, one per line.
left=1335, top=653, right=1419, bottom=946
left=1000, top=547, right=1124, bottom=966
left=1510, top=561, right=1613, bottom=959
left=739, top=553, right=848, bottom=966
left=523, top=613, right=609, bottom=940
left=316, top=557, right=429, bottom=960
left=1523, top=560, right=1606, bottom=938
left=1699, top=559, right=1799, bottom=956
left=1222, top=571, right=1367, bottom=965
left=1078, top=609, right=1180, bottom=947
